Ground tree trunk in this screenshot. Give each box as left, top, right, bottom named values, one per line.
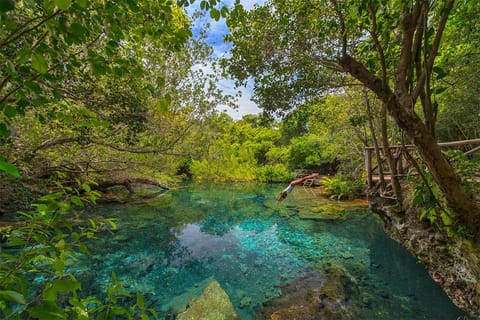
left=380, top=102, right=403, bottom=202
left=340, top=54, right=480, bottom=235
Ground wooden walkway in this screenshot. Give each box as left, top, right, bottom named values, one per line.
left=365, top=139, right=480, bottom=199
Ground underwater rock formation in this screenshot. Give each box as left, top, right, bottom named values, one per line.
left=257, top=268, right=360, bottom=320
left=298, top=205, right=347, bottom=220
left=176, top=279, right=239, bottom=320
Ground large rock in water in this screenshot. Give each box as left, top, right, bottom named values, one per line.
left=176, top=280, right=239, bottom=320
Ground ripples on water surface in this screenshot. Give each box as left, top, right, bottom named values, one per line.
left=74, top=183, right=466, bottom=319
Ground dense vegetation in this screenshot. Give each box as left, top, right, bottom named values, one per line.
left=0, top=0, right=479, bottom=318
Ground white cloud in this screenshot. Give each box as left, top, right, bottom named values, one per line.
left=186, top=0, right=264, bottom=119
left=219, top=83, right=261, bottom=120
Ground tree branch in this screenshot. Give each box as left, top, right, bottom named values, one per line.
left=368, top=4, right=387, bottom=84
left=0, top=10, right=63, bottom=50
left=412, top=0, right=455, bottom=101
left=395, top=1, right=422, bottom=106
left=331, top=0, right=347, bottom=57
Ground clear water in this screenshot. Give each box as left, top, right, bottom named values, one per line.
left=73, top=183, right=466, bottom=319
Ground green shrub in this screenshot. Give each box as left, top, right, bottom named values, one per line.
left=0, top=182, right=155, bottom=319
left=256, top=164, right=292, bottom=182
left=321, top=173, right=363, bottom=200
left=445, top=150, right=480, bottom=193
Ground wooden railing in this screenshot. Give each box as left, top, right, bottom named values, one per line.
left=365, top=139, right=480, bottom=194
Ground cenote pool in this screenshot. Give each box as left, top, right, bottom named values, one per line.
left=73, top=183, right=466, bottom=319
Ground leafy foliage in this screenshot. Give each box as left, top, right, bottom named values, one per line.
left=321, top=173, right=364, bottom=200
left=255, top=164, right=292, bottom=183
left=435, top=1, right=480, bottom=141
left=0, top=181, right=154, bottom=319
left=445, top=150, right=480, bottom=193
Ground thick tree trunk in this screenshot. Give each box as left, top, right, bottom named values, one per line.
left=340, top=54, right=480, bottom=235
left=388, top=98, right=480, bottom=231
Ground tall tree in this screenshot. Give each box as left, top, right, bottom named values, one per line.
left=1, top=1, right=232, bottom=187
left=225, top=0, right=480, bottom=233
left=0, top=0, right=191, bottom=174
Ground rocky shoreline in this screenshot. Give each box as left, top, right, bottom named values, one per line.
left=369, top=195, right=480, bottom=319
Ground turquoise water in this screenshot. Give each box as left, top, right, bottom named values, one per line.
left=74, top=183, right=466, bottom=319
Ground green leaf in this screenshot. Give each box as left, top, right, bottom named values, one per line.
left=6, top=60, right=16, bottom=76
left=54, top=0, right=72, bottom=10
left=70, top=195, right=84, bottom=207
left=441, top=212, right=453, bottom=226
left=220, top=6, right=229, bottom=18
left=39, top=192, right=64, bottom=202
left=0, top=290, right=26, bottom=304
left=136, top=293, right=144, bottom=309
left=4, top=105, right=17, bottom=118
left=69, top=22, right=87, bottom=43
left=82, top=183, right=91, bottom=192
left=16, top=47, right=31, bottom=64
left=0, top=122, right=10, bottom=138
left=28, top=302, right=66, bottom=319
left=76, top=0, right=87, bottom=8
left=159, top=94, right=172, bottom=113
left=210, top=8, right=221, bottom=21
left=7, top=236, right=28, bottom=247
left=148, top=308, right=158, bottom=319
left=55, top=239, right=66, bottom=250
left=53, top=258, right=65, bottom=275
left=110, top=306, right=129, bottom=316
left=434, top=86, right=448, bottom=94
left=71, top=232, right=80, bottom=241
left=0, top=0, right=15, bottom=12
left=31, top=53, right=48, bottom=74
left=419, top=208, right=428, bottom=221
left=44, top=279, right=81, bottom=302
left=107, top=219, right=117, bottom=230
left=433, top=66, right=448, bottom=80
left=0, top=156, right=20, bottom=178
left=77, top=242, right=89, bottom=254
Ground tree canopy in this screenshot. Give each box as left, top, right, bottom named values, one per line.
left=224, top=0, right=480, bottom=233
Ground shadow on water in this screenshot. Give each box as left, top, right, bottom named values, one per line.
left=72, top=182, right=467, bottom=319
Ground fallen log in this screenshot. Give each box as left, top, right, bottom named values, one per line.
left=95, top=177, right=170, bottom=194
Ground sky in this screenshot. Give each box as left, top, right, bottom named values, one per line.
left=186, top=0, right=265, bottom=119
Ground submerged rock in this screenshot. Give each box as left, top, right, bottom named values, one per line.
left=239, top=296, right=252, bottom=308
left=161, top=278, right=212, bottom=315
left=298, top=205, right=347, bottom=221
left=257, top=268, right=361, bottom=320
left=176, top=279, right=239, bottom=320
